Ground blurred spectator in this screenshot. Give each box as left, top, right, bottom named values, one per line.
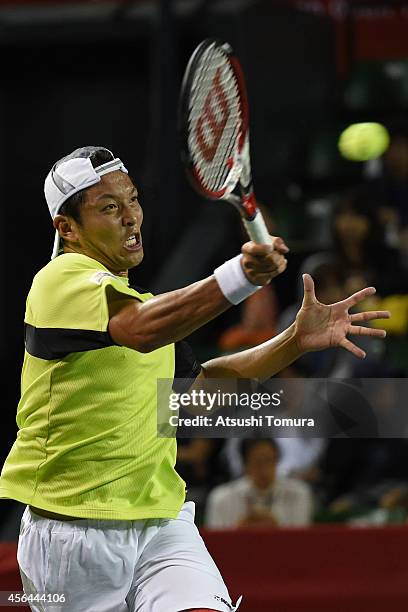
left=331, top=186, right=405, bottom=297
left=222, top=434, right=326, bottom=485
left=205, top=439, right=313, bottom=529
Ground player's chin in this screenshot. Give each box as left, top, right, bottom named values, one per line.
left=122, top=246, right=144, bottom=267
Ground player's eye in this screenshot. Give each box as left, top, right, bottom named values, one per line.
left=104, top=203, right=118, bottom=211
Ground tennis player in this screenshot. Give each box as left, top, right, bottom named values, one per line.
left=0, top=147, right=389, bottom=612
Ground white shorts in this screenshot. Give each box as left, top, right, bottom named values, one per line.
left=17, top=502, right=242, bottom=612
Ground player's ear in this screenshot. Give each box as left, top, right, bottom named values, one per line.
left=53, top=214, right=80, bottom=246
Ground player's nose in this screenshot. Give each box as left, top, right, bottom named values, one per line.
left=122, top=203, right=143, bottom=227
left=123, top=216, right=136, bottom=227
left=122, top=210, right=139, bottom=227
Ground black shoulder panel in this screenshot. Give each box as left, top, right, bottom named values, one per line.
left=24, top=323, right=117, bottom=360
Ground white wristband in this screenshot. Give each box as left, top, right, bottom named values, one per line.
left=214, top=254, right=261, bottom=305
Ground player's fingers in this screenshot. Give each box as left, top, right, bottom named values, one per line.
left=242, top=241, right=274, bottom=257
left=343, top=286, right=376, bottom=309
left=242, top=239, right=289, bottom=258
left=273, top=258, right=288, bottom=276
left=252, top=274, right=273, bottom=285
left=349, top=311, right=391, bottom=322
left=339, top=338, right=366, bottom=359
left=348, top=326, right=387, bottom=338
left=244, top=260, right=288, bottom=278
left=246, top=257, right=287, bottom=272
left=301, top=273, right=316, bottom=307
left=271, top=236, right=290, bottom=254
left=244, top=255, right=287, bottom=274
left=243, top=257, right=287, bottom=285
left=254, top=260, right=287, bottom=283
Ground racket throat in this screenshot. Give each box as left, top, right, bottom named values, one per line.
left=241, top=192, right=258, bottom=220
left=224, top=190, right=257, bottom=220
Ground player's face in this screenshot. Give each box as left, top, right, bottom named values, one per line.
left=68, top=171, right=144, bottom=275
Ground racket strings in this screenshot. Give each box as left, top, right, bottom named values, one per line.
left=190, top=63, right=239, bottom=188
left=188, top=46, right=242, bottom=193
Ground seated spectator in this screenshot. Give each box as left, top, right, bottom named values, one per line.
left=330, top=186, right=405, bottom=297
left=205, top=439, right=313, bottom=529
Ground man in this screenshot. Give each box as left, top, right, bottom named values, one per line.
left=205, top=439, right=313, bottom=529
left=0, top=146, right=389, bottom=612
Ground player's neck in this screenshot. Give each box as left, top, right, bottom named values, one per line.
left=62, top=245, right=129, bottom=277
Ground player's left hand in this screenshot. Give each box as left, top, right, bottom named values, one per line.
left=294, top=274, right=391, bottom=359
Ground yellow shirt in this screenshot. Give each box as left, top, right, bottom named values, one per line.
left=0, top=253, right=186, bottom=519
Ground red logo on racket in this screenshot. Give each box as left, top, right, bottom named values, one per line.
left=196, top=68, right=230, bottom=162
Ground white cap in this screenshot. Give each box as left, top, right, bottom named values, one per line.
left=44, top=146, right=128, bottom=259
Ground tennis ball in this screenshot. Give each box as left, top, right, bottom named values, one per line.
left=338, top=122, right=390, bottom=162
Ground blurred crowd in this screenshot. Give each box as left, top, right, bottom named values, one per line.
left=177, top=120, right=408, bottom=530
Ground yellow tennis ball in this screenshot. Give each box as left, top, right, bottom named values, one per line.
left=338, top=122, right=390, bottom=162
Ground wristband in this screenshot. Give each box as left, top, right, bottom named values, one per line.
left=214, top=254, right=261, bottom=305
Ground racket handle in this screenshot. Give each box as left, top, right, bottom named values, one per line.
left=242, top=211, right=272, bottom=245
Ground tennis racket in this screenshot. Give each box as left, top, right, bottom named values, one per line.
left=179, top=38, right=271, bottom=245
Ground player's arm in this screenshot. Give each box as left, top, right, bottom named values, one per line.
left=199, top=322, right=299, bottom=381
left=108, top=238, right=288, bottom=352
left=199, top=274, right=391, bottom=381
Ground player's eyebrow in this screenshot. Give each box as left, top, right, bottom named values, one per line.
left=96, top=188, right=139, bottom=202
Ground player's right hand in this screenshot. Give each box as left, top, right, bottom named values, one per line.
left=241, top=236, right=289, bottom=286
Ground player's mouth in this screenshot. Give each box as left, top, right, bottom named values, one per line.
left=123, top=232, right=142, bottom=252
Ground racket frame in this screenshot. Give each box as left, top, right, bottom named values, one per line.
left=180, top=38, right=271, bottom=244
